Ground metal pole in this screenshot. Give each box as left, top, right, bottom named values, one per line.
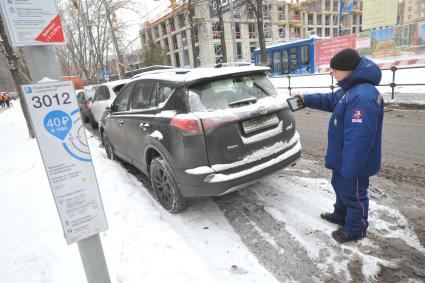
left=78, top=234, right=110, bottom=283
left=23, top=46, right=111, bottom=283
left=229, top=0, right=238, bottom=62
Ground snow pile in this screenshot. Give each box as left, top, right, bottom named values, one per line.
left=0, top=104, right=278, bottom=283
left=254, top=175, right=424, bottom=281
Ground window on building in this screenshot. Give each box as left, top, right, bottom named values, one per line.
left=235, top=22, right=241, bottom=39
left=164, top=38, right=169, bottom=52
left=181, top=31, right=187, bottom=46
left=278, top=5, right=285, bottom=20
left=172, top=35, right=178, bottom=49
left=212, top=22, right=222, bottom=40
left=169, top=17, right=176, bottom=32
left=325, top=28, right=330, bottom=37
left=325, top=15, right=330, bottom=25
left=308, top=14, right=313, bottom=25
left=175, top=52, right=180, bottom=67
left=333, top=28, right=338, bottom=36
left=161, top=22, right=167, bottom=35
left=249, top=23, right=256, bottom=39
left=264, top=23, right=272, bottom=38
left=278, top=26, right=285, bottom=38
left=237, top=42, right=242, bottom=60
left=317, top=28, right=322, bottom=36
left=178, top=14, right=185, bottom=28
left=352, top=27, right=356, bottom=34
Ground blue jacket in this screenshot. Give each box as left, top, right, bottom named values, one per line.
left=304, top=58, right=384, bottom=178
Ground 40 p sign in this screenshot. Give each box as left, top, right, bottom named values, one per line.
left=22, top=81, right=107, bottom=244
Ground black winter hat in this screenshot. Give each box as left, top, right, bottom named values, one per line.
left=330, top=48, right=361, bottom=71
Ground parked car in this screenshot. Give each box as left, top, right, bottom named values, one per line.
left=76, top=88, right=96, bottom=123
left=99, top=66, right=301, bottom=213
left=89, top=79, right=130, bottom=128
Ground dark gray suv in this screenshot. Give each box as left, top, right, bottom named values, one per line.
left=99, top=66, right=301, bottom=213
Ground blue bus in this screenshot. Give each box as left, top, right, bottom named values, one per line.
left=253, top=38, right=318, bottom=76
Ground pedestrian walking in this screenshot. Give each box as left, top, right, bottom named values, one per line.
left=297, top=48, right=384, bottom=243
left=3, top=93, right=10, bottom=108
left=0, top=93, right=4, bottom=108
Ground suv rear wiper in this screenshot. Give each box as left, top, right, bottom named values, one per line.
left=228, top=97, right=257, bottom=107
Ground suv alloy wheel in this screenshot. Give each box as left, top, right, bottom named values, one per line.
left=150, top=157, right=187, bottom=213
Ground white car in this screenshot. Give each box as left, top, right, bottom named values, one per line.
left=88, top=79, right=130, bottom=128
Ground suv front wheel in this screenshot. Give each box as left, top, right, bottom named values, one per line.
left=150, top=157, right=187, bottom=213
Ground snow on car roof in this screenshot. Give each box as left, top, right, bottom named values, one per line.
left=132, top=66, right=271, bottom=85
left=102, top=79, right=131, bottom=88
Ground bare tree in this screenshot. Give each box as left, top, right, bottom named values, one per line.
left=0, top=16, right=34, bottom=138
left=58, top=0, right=134, bottom=82
left=245, top=0, right=268, bottom=66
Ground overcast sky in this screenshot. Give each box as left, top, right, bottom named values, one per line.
left=116, top=0, right=172, bottom=48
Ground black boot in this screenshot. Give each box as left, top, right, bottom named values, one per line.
left=331, top=227, right=363, bottom=244
left=320, top=212, right=345, bottom=226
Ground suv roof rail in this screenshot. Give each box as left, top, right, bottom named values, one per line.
left=132, top=68, right=191, bottom=79
left=199, top=62, right=252, bottom=68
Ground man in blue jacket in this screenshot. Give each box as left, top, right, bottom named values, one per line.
left=299, top=48, right=384, bottom=243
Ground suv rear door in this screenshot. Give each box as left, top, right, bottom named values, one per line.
left=122, top=80, right=156, bottom=170
left=188, top=73, right=296, bottom=169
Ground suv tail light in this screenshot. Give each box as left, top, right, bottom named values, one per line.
left=170, top=114, right=203, bottom=135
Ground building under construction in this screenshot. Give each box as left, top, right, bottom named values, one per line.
left=139, top=0, right=363, bottom=67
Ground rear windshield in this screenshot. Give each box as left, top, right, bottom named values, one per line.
left=189, top=74, right=278, bottom=111
left=86, top=88, right=96, bottom=100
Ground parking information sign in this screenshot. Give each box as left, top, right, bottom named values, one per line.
left=0, top=0, right=65, bottom=46
left=22, top=81, right=108, bottom=244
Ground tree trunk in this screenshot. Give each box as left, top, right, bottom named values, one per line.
left=102, top=0, right=125, bottom=77
left=255, top=0, right=268, bottom=66
left=0, top=17, right=34, bottom=138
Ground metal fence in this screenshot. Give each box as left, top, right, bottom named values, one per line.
left=276, top=65, right=425, bottom=101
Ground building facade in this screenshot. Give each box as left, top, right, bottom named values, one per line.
left=139, top=0, right=364, bottom=67
left=401, top=0, right=425, bottom=23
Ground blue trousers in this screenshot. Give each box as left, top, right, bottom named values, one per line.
left=331, top=171, right=369, bottom=238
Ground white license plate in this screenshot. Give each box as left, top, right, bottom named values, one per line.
left=242, top=113, right=279, bottom=134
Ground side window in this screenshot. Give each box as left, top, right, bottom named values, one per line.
left=157, top=85, right=174, bottom=108
left=113, top=84, right=134, bottom=112
left=101, top=86, right=110, bottom=100
left=131, top=82, right=154, bottom=110
left=93, top=87, right=102, bottom=102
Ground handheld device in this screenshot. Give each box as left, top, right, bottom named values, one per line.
left=287, top=95, right=305, bottom=112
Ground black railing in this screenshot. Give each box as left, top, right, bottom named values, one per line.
left=278, top=65, right=425, bottom=101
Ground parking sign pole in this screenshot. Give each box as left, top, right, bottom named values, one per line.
left=23, top=46, right=111, bottom=283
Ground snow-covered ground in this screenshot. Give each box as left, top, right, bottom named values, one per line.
left=1, top=104, right=424, bottom=282
left=270, top=66, right=425, bottom=105
left=0, top=104, right=278, bottom=283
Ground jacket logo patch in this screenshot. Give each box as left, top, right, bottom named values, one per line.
left=352, top=109, right=363, bottom=123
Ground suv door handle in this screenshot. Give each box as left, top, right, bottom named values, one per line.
left=139, top=122, right=150, bottom=131
left=116, top=120, right=124, bottom=126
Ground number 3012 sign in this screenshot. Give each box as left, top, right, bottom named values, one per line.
left=21, top=81, right=108, bottom=244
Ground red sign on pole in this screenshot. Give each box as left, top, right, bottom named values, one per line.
left=314, top=35, right=357, bottom=67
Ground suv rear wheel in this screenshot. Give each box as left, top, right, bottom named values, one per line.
left=150, top=157, right=187, bottom=213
